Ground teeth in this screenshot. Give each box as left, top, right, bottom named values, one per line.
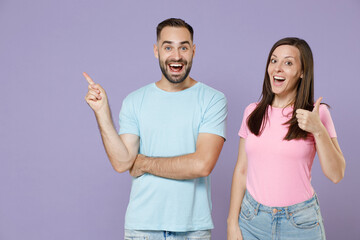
left=274, top=76, right=285, bottom=80
left=169, top=64, right=182, bottom=67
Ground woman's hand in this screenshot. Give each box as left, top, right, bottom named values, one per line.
left=227, top=221, right=243, bottom=240
left=295, top=97, right=324, bottom=135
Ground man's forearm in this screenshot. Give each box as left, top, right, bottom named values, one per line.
left=132, top=134, right=225, bottom=179
left=95, top=108, right=138, bottom=173
left=135, top=152, right=210, bottom=179
left=84, top=72, right=139, bottom=173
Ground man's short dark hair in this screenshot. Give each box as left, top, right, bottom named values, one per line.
left=156, top=18, right=194, bottom=42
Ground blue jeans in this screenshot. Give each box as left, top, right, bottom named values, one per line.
left=239, top=190, right=326, bottom=240
left=124, top=229, right=211, bottom=240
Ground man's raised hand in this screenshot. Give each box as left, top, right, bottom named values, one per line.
left=83, top=72, right=109, bottom=113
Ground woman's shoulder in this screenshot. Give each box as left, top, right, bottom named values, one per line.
left=319, top=103, right=330, bottom=111
left=244, top=102, right=259, bottom=113
left=319, top=103, right=333, bottom=121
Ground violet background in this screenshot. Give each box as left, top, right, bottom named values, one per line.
left=1, top=0, right=359, bottom=239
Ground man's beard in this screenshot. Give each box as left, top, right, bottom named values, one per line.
left=159, top=58, right=193, bottom=84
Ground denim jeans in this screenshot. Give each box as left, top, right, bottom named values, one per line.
left=124, top=229, right=211, bottom=240
left=239, top=190, right=326, bottom=240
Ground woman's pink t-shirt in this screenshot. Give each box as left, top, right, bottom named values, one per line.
left=238, top=103, right=337, bottom=207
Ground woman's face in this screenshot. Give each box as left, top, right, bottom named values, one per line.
left=267, top=45, right=303, bottom=101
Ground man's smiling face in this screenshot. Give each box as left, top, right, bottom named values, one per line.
left=155, top=26, right=195, bottom=84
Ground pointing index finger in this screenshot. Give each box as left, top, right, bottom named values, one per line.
left=83, top=72, right=95, bottom=85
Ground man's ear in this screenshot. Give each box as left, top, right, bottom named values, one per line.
left=192, top=44, right=196, bottom=58
left=154, top=44, right=159, bottom=59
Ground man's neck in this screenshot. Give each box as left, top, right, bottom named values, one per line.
left=156, top=77, right=197, bottom=92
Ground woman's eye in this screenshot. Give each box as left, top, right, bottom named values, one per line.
left=270, top=59, right=277, bottom=63
left=285, top=61, right=293, bottom=66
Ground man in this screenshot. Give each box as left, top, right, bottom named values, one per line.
left=84, top=18, right=227, bottom=239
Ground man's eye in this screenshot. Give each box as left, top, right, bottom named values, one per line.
left=181, top=47, right=188, bottom=51
left=165, top=47, right=172, bottom=51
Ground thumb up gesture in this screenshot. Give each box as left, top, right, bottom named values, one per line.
left=295, top=97, right=323, bottom=135
left=84, top=72, right=109, bottom=114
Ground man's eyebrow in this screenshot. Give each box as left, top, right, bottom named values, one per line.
left=161, top=41, right=173, bottom=46
left=161, top=41, right=191, bottom=46
left=180, top=41, right=191, bottom=45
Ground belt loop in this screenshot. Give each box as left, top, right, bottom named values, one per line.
left=314, top=193, right=320, bottom=206
left=254, top=203, right=260, bottom=215
left=285, top=207, right=289, bottom=219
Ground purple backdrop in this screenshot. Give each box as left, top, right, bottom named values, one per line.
left=1, top=0, right=359, bottom=239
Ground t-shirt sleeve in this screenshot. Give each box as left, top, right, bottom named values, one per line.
left=319, top=104, right=337, bottom=138
left=118, top=96, right=139, bottom=136
left=198, top=93, right=227, bottom=139
left=238, top=105, right=251, bottom=138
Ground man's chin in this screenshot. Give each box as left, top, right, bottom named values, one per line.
left=167, top=79, right=185, bottom=84
left=166, top=75, right=186, bottom=84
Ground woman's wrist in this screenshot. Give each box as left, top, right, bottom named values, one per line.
left=227, top=217, right=239, bottom=225
left=312, top=123, right=327, bottom=139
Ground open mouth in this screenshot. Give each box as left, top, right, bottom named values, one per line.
left=168, top=63, right=184, bottom=73
left=274, top=76, right=286, bottom=82
left=273, top=76, right=286, bottom=86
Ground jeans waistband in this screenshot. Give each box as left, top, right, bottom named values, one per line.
left=243, top=190, right=320, bottom=216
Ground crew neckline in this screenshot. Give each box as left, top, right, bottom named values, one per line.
left=270, top=105, right=293, bottom=110
left=152, top=82, right=201, bottom=94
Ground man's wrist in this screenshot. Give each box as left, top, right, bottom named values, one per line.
left=94, top=105, right=111, bottom=118
left=94, top=106, right=113, bottom=125
left=136, top=154, right=148, bottom=173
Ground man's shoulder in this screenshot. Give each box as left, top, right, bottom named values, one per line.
left=122, top=83, right=155, bottom=105
left=197, top=82, right=226, bottom=99
left=126, top=83, right=154, bottom=98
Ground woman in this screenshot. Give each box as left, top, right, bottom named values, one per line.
left=227, top=37, right=345, bottom=240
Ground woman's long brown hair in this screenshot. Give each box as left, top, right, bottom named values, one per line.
left=247, top=37, right=315, bottom=140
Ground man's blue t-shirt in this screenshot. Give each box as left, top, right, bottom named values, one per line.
left=119, top=82, right=227, bottom=231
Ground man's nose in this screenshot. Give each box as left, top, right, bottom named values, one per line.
left=173, top=49, right=181, bottom=60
